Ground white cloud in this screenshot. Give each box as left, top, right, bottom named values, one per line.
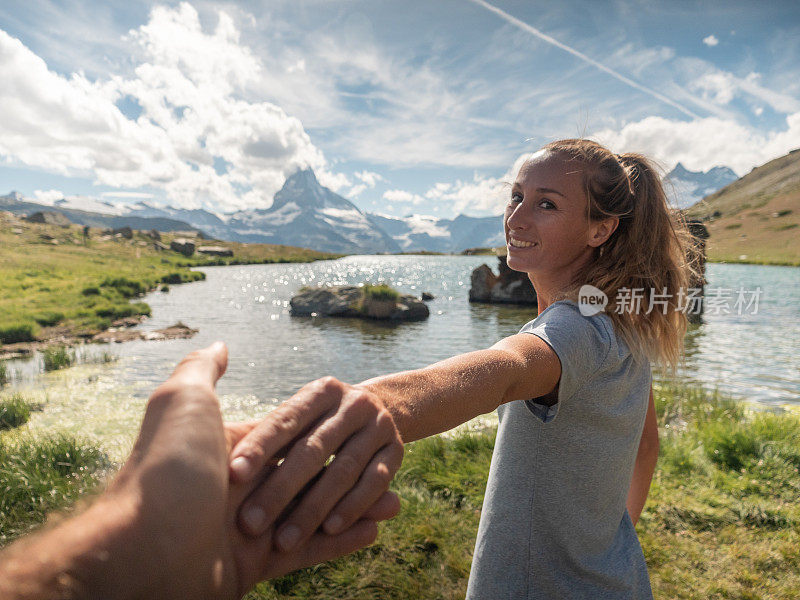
left=33, top=189, right=64, bottom=203
left=101, top=191, right=155, bottom=199
left=689, top=69, right=800, bottom=114
left=593, top=112, right=800, bottom=175
left=383, top=189, right=425, bottom=206
left=422, top=153, right=532, bottom=216
left=347, top=170, right=385, bottom=197
left=354, top=170, right=384, bottom=187
left=0, top=4, right=332, bottom=211
left=703, top=35, right=719, bottom=47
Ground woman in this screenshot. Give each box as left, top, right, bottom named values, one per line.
left=230, top=139, right=697, bottom=599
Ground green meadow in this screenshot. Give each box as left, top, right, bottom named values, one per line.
left=0, top=213, right=339, bottom=344
left=2, top=382, right=799, bottom=599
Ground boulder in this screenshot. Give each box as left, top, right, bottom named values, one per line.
left=25, top=211, right=71, bottom=227
left=170, top=238, right=196, bottom=257
left=112, top=226, right=133, bottom=239
left=147, top=229, right=162, bottom=241
left=197, top=246, right=234, bottom=257
left=290, top=286, right=363, bottom=317
left=290, top=286, right=429, bottom=321
left=153, top=241, right=169, bottom=252
left=469, top=255, right=537, bottom=305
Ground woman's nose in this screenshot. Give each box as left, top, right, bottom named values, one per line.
left=506, top=202, right=530, bottom=231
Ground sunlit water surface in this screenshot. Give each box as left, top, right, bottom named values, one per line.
left=6, top=256, right=799, bottom=455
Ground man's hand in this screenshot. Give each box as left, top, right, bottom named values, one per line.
left=0, top=343, right=400, bottom=600
left=229, top=377, right=404, bottom=553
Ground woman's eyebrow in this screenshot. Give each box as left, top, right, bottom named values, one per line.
left=536, top=187, right=565, bottom=198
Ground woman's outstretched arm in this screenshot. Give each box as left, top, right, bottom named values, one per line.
left=357, top=334, right=562, bottom=442
left=227, top=333, right=561, bottom=548
left=626, top=386, right=659, bottom=525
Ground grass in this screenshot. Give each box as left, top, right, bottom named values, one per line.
left=0, top=215, right=341, bottom=344
left=243, top=381, right=800, bottom=599
left=0, top=431, right=109, bottom=544
left=42, top=346, right=74, bottom=371
left=0, top=394, right=32, bottom=430
left=363, top=283, right=401, bottom=302
left=0, top=362, right=7, bottom=387
left=685, top=150, right=800, bottom=266
left=3, top=382, right=800, bottom=598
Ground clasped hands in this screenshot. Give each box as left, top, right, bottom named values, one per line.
left=107, top=342, right=404, bottom=600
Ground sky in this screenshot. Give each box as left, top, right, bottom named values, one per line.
left=0, top=0, right=798, bottom=218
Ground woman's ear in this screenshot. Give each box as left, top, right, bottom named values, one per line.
left=587, top=216, right=619, bottom=248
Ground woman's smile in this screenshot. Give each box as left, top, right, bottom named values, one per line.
left=508, top=237, right=538, bottom=249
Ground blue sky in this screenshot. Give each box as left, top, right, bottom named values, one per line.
left=0, top=0, right=798, bottom=218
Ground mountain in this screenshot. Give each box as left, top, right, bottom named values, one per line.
left=225, top=169, right=399, bottom=253
left=685, top=149, right=800, bottom=264
left=0, top=193, right=204, bottom=235
left=665, top=162, right=738, bottom=209
left=366, top=213, right=504, bottom=253
left=124, top=202, right=234, bottom=241
left=0, top=168, right=506, bottom=254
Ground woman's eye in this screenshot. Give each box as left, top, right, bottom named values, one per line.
left=511, top=192, right=523, bottom=203
left=539, top=199, right=556, bottom=209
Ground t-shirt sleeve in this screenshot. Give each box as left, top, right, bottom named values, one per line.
left=518, top=301, right=614, bottom=410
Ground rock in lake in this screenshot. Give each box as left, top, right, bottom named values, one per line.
left=290, top=286, right=429, bottom=321
left=469, top=254, right=537, bottom=305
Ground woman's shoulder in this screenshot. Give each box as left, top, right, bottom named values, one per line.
left=522, top=299, right=615, bottom=347
left=519, top=300, right=642, bottom=399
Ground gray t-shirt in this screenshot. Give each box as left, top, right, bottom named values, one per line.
left=466, top=300, right=653, bottom=600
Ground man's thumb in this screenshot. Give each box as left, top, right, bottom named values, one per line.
left=170, top=341, right=229, bottom=389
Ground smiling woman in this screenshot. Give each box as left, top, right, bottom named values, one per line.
left=230, top=138, right=699, bottom=599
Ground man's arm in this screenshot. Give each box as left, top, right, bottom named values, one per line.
left=626, top=385, right=659, bottom=525
left=0, top=343, right=401, bottom=600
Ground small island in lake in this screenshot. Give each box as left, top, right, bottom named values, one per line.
left=290, top=283, right=430, bottom=321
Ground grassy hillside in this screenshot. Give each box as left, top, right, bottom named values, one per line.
left=685, top=149, right=800, bottom=265
left=0, top=212, right=339, bottom=344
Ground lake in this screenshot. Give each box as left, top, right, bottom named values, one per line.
left=8, top=256, right=800, bottom=453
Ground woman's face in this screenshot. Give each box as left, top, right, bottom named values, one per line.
left=504, top=151, right=608, bottom=278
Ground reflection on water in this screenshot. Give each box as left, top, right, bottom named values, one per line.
left=4, top=256, right=799, bottom=448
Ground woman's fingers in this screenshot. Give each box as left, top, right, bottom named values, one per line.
left=322, top=442, right=404, bottom=535
left=231, top=377, right=404, bottom=546
left=237, top=395, right=372, bottom=538
left=228, top=377, right=344, bottom=483
left=270, top=411, right=399, bottom=551
left=361, top=490, right=401, bottom=522
left=262, top=519, right=379, bottom=580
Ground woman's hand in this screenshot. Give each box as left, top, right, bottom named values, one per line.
left=228, top=377, right=404, bottom=553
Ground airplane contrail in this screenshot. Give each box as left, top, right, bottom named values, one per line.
left=468, top=0, right=701, bottom=119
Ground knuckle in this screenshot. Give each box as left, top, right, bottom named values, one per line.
left=270, top=409, right=299, bottom=437
left=375, top=411, right=396, bottom=435
left=316, top=376, right=342, bottom=394
left=331, top=453, right=362, bottom=481
left=372, top=462, right=393, bottom=488
left=303, top=434, right=330, bottom=464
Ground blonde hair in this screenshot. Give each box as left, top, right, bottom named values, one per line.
left=541, top=139, right=701, bottom=372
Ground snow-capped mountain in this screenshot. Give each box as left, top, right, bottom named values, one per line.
left=124, top=202, right=233, bottom=240
left=366, top=212, right=504, bottom=253
left=1, top=168, right=505, bottom=253
left=225, top=169, right=399, bottom=253
left=665, top=163, right=738, bottom=209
